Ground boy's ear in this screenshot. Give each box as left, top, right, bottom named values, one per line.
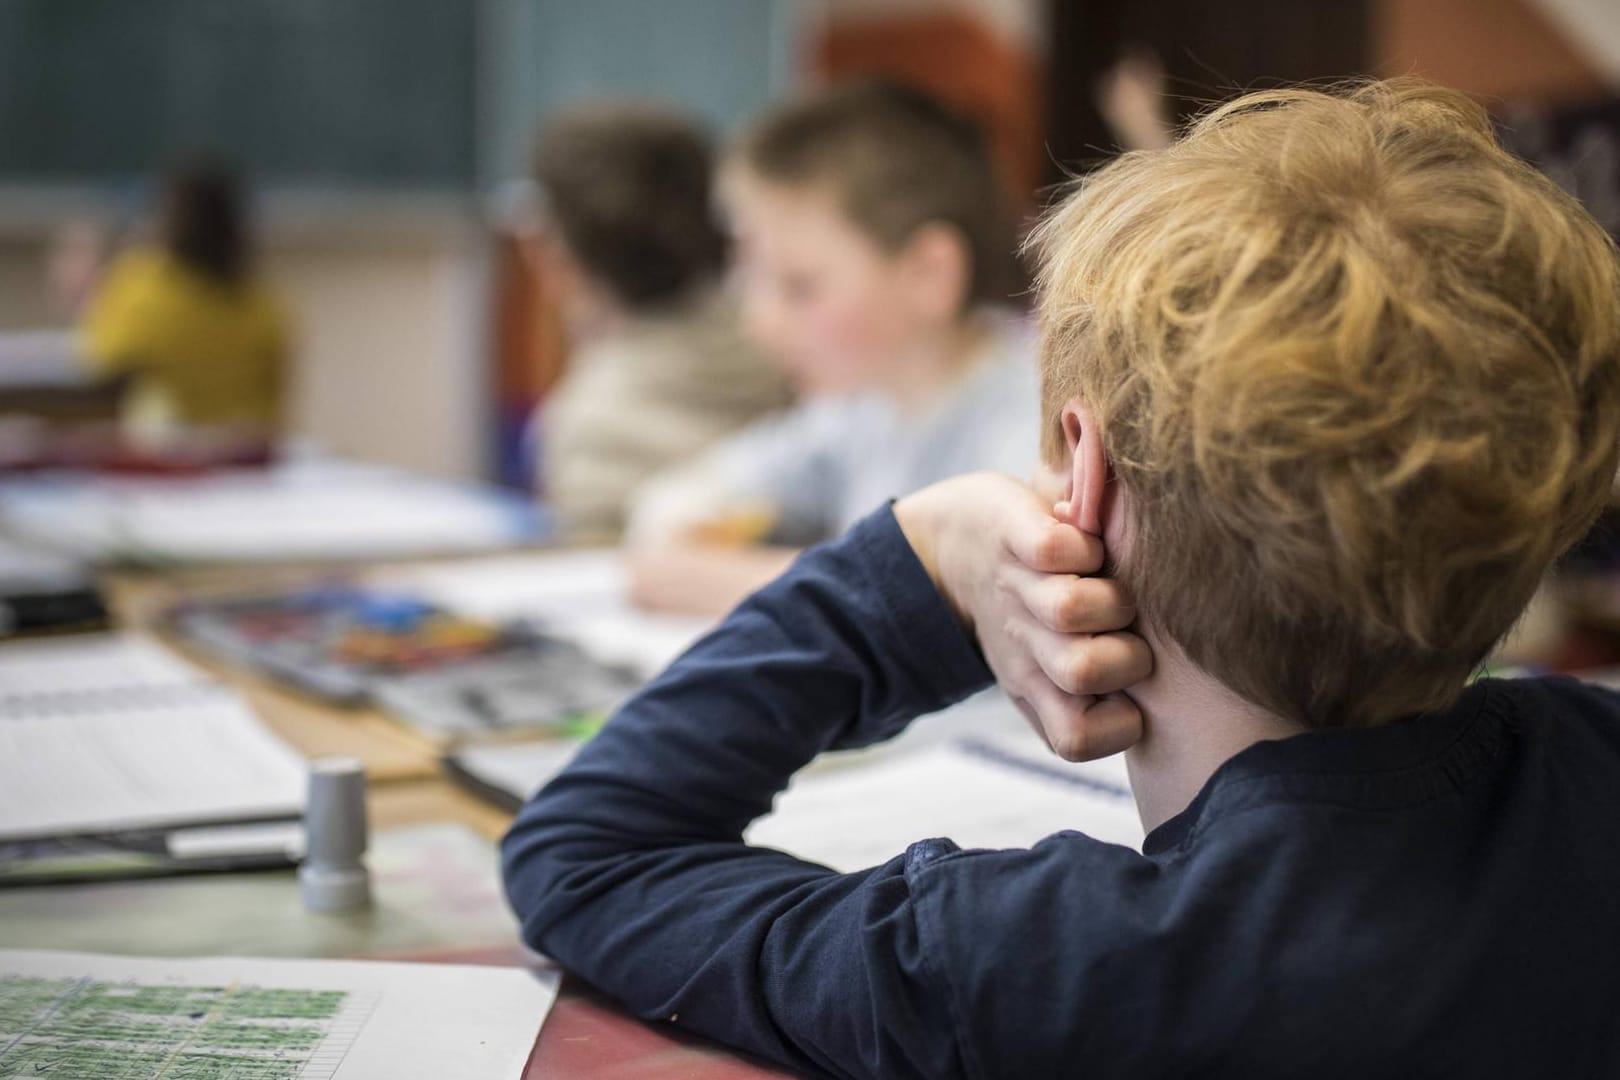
left=1056, top=397, right=1108, bottom=537
left=901, top=222, right=971, bottom=322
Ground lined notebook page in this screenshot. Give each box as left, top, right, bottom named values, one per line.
left=0, top=632, right=203, bottom=699
left=0, top=634, right=306, bottom=841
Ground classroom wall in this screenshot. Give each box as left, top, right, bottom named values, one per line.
left=265, top=238, right=485, bottom=482
left=0, top=197, right=486, bottom=481
left=477, top=0, right=800, bottom=186
left=0, top=246, right=48, bottom=328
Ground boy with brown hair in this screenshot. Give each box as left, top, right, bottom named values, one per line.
left=627, top=81, right=1038, bottom=614
left=505, top=80, right=1620, bottom=1077
left=528, top=102, right=789, bottom=541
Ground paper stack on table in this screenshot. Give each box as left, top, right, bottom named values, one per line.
left=0, top=633, right=306, bottom=842
left=0, top=457, right=544, bottom=565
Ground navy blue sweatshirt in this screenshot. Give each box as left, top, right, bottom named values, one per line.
left=502, top=507, right=1620, bottom=1079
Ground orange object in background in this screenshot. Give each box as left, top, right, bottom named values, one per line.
left=1373, top=0, right=1608, bottom=107
left=812, top=7, right=1045, bottom=210
left=489, top=229, right=569, bottom=490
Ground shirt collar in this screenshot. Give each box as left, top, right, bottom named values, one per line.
left=1142, top=679, right=1503, bottom=855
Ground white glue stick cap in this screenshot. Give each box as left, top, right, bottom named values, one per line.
left=299, top=755, right=371, bottom=913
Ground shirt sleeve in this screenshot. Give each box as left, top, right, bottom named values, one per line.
left=79, top=254, right=148, bottom=377
left=501, top=506, right=995, bottom=1079
left=624, top=400, right=845, bottom=546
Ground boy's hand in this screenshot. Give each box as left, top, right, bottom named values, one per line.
left=895, top=473, right=1152, bottom=761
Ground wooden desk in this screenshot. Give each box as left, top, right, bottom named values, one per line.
left=14, top=561, right=793, bottom=1078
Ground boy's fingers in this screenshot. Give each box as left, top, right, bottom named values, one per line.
left=1010, top=566, right=1136, bottom=634
left=1024, top=682, right=1144, bottom=762
left=998, top=493, right=1105, bottom=575
left=1019, top=623, right=1154, bottom=697
left=1051, top=693, right=1145, bottom=762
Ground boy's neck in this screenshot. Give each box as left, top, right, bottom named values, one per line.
left=1123, top=629, right=1307, bottom=833
left=878, top=314, right=989, bottom=414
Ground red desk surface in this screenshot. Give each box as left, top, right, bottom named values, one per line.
left=527, top=977, right=795, bottom=1079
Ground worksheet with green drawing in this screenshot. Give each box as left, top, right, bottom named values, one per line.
left=0, top=973, right=363, bottom=1079
left=0, top=951, right=557, bottom=1080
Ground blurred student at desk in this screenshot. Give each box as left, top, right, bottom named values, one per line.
left=527, top=104, right=790, bottom=543
left=79, top=158, right=290, bottom=449
left=624, top=82, right=1039, bottom=618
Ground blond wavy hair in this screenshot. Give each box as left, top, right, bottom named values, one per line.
left=1032, top=79, right=1620, bottom=727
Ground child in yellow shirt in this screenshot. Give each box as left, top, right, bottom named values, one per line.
left=82, top=161, right=288, bottom=441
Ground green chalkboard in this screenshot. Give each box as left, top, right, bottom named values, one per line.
left=0, top=0, right=476, bottom=190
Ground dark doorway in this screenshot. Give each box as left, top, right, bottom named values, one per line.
left=1045, top=0, right=1371, bottom=185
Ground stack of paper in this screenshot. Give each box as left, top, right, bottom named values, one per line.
left=0, top=328, right=79, bottom=386
left=0, top=634, right=306, bottom=841
left=0, top=457, right=543, bottom=564
left=0, top=631, right=201, bottom=699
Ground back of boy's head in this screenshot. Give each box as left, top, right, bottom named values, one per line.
left=1033, top=78, right=1620, bottom=728
left=734, top=80, right=1018, bottom=305
left=534, top=104, right=725, bottom=309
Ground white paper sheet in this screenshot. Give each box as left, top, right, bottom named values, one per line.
left=0, top=632, right=205, bottom=700
left=451, top=739, right=584, bottom=805
left=0, top=535, right=88, bottom=590
left=0, top=949, right=558, bottom=1080
left=0, top=458, right=539, bottom=564
left=0, top=328, right=80, bottom=385
left=0, top=693, right=307, bottom=841
left=0, top=634, right=306, bottom=841
left=746, top=733, right=1145, bottom=868
left=394, top=550, right=712, bottom=676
